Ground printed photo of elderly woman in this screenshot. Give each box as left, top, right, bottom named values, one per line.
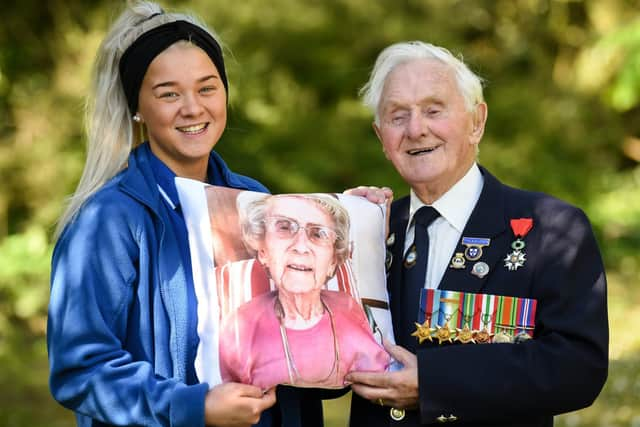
left=218, top=193, right=390, bottom=389
left=174, top=179, right=394, bottom=389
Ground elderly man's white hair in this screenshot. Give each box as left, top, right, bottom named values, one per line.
left=359, top=41, right=485, bottom=125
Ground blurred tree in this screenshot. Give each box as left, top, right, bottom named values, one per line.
left=0, top=1, right=638, bottom=426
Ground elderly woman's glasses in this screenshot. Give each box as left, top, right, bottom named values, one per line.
left=264, top=216, right=337, bottom=246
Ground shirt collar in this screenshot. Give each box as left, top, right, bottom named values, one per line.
left=409, top=163, right=484, bottom=232
left=147, top=148, right=181, bottom=210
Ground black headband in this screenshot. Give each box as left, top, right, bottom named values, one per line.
left=119, top=20, right=228, bottom=114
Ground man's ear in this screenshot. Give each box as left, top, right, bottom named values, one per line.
left=470, top=102, right=488, bottom=145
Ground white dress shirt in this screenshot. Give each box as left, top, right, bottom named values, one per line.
left=404, top=163, right=484, bottom=290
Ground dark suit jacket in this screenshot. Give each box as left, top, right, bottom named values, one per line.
left=350, top=167, right=608, bottom=427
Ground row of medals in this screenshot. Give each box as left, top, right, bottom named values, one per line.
left=406, top=237, right=531, bottom=344
left=412, top=320, right=532, bottom=345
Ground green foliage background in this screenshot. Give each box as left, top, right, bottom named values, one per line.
left=1, top=0, right=639, bottom=425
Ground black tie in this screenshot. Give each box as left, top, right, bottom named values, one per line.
left=400, top=206, right=440, bottom=351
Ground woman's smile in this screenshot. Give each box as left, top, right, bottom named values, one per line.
left=176, top=122, right=209, bottom=134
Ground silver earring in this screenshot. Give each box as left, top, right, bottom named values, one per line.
left=133, top=113, right=141, bottom=123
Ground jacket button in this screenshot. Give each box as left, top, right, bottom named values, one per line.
left=389, top=408, right=405, bottom=421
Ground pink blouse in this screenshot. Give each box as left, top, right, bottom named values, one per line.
left=219, top=290, right=390, bottom=389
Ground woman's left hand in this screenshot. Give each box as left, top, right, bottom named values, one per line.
left=204, top=382, right=276, bottom=427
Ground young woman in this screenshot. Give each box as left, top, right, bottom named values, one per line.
left=48, top=2, right=277, bottom=426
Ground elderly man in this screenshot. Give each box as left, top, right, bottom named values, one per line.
left=345, top=41, right=608, bottom=427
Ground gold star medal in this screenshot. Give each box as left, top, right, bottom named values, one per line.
left=474, top=326, right=494, bottom=344
left=411, top=320, right=433, bottom=344
left=434, top=320, right=455, bottom=344
left=455, top=324, right=476, bottom=344
left=474, top=314, right=494, bottom=344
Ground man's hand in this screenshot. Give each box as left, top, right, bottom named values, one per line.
left=205, top=383, right=276, bottom=427
left=344, top=186, right=393, bottom=205
left=345, top=341, right=419, bottom=410
left=344, top=186, right=393, bottom=237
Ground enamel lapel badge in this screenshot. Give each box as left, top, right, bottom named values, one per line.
left=462, top=237, right=490, bottom=261
left=449, top=252, right=466, bottom=269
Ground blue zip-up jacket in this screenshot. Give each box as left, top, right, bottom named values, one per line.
left=48, top=143, right=267, bottom=427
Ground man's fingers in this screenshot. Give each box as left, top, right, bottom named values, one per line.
left=350, top=382, right=384, bottom=401
left=345, top=370, right=388, bottom=388
left=383, top=341, right=417, bottom=368
left=351, top=379, right=409, bottom=409
left=343, top=186, right=393, bottom=205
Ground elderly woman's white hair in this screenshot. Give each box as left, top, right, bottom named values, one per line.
left=238, top=193, right=351, bottom=268
left=359, top=41, right=485, bottom=125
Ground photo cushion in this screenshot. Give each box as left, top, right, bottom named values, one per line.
left=176, top=178, right=394, bottom=389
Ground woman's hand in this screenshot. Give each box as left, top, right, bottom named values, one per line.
left=204, top=383, right=276, bottom=427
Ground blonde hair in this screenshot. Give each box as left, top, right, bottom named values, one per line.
left=55, top=1, right=222, bottom=238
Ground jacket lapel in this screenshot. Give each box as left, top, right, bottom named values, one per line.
left=439, top=167, right=510, bottom=293
left=386, top=196, right=410, bottom=342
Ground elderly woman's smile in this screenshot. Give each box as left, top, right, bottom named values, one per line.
left=287, top=263, right=313, bottom=272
